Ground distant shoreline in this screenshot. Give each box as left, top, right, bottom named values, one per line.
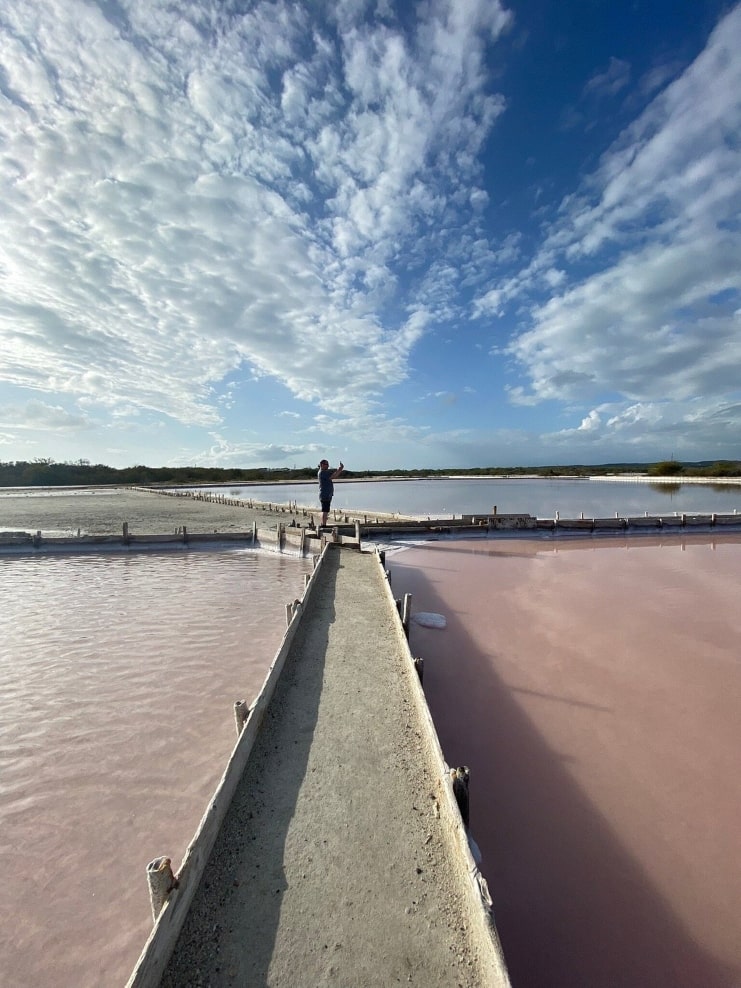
left=7, top=472, right=737, bottom=491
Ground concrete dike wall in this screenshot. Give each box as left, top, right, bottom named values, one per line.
left=126, top=543, right=511, bottom=988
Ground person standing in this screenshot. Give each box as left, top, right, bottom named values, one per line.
left=317, top=458, right=344, bottom=527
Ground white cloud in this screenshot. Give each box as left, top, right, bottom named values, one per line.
left=542, top=397, right=741, bottom=458
left=583, top=57, right=631, bottom=98
left=201, top=435, right=320, bottom=465
left=577, top=410, right=601, bottom=432
left=0, top=400, right=91, bottom=431
left=499, top=4, right=741, bottom=417
left=0, top=0, right=512, bottom=441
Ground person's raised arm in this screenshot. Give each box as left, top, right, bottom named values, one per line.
left=331, top=461, right=344, bottom=479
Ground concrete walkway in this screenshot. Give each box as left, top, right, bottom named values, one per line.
left=158, top=546, right=509, bottom=987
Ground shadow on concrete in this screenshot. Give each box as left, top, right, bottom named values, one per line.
left=389, top=554, right=739, bottom=988
left=161, top=549, right=340, bottom=986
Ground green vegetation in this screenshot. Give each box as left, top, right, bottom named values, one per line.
left=1, top=458, right=740, bottom=488
left=648, top=459, right=684, bottom=476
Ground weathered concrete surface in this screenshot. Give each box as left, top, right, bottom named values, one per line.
left=158, top=546, right=509, bottom=987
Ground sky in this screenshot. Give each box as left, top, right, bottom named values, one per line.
left=1, top=0, right=740, bottom=470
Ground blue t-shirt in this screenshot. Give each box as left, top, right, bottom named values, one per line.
left=318, top=468, right=334, bottom=499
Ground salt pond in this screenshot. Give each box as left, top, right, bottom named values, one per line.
left=390, top=534, right=741, bottom=988
left=184, top=475, right=741, bottom=520
left=0, top=548, right=311, bottom=987
left=1, top=484, right=740, bottom=986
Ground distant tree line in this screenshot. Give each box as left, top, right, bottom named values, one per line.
left=646, top=460, right=741, bottom=478
left=1, top=457, right=739, bottom=488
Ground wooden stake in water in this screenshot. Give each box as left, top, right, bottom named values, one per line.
left=146, top=856, right=177, bottom=923
left=451, top=767, right=470, bottom=829
left=234, top=699, right=250, bottom=734
left=401, top=593, right=412, bottom=638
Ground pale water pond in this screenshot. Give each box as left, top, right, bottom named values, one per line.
left=0, top=548, right=312, bottom=987
left=186, top=476, right=741, bottom=520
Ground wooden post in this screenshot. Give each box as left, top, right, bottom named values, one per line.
left=401, top=593, right=412, bottom=638
left=146, top=856, right=177, bottom=923
left=252, top=520, right=257, bottom=543
left=182, top=525, right=188, bottom=544
left=285, top=602, right=293, bottom=626
left=355, top=520, right=361, bottom=546
left=122, top=522, right=129, bottom=544
left=234, top=699, right=250, bottom=734
left=451, top=767, right=470, bottom=829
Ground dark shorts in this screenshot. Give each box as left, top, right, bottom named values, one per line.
left=320, top=498, right=331, bottom=513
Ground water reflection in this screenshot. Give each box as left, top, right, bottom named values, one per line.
left=182, top=476, right=741, bottom=520
left=649, top=482, right=682, bottom=495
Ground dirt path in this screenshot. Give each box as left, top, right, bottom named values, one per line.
left=159, top=546, right=509, bottom=987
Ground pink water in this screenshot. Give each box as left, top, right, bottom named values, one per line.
left=389, top=534, right=741, bottom=987
left=0, top=548, right=311, bottom=987
left=4, top=537, right=740, bottom=987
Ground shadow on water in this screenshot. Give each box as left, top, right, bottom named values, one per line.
left=161, top=550, right=340, bottom=987
left=390, top=556, right=739, bottom=988
left=508, top=685, right=613, bottom=714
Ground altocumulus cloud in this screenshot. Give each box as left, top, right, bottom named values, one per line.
left=0, top=0, right=511, bottom=435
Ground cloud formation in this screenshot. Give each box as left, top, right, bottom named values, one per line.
left=0, top=0, right=511, bottom=437
left=494, top=4, right=741, bottom=456
left=0, top=0, right=738, bottom=467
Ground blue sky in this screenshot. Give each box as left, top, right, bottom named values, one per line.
left=1, top=0, right=739, bottom=470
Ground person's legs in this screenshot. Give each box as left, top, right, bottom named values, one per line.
left=321, top=498, right=331, bottom=526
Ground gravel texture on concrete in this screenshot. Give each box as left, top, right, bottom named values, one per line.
left=159, top=546, right=509, bottom=988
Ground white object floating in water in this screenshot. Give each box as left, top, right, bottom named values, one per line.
left=411, top=611, right=447, bottom=629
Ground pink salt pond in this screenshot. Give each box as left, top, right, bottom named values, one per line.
left=390, top=534, right=741, bottom=988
